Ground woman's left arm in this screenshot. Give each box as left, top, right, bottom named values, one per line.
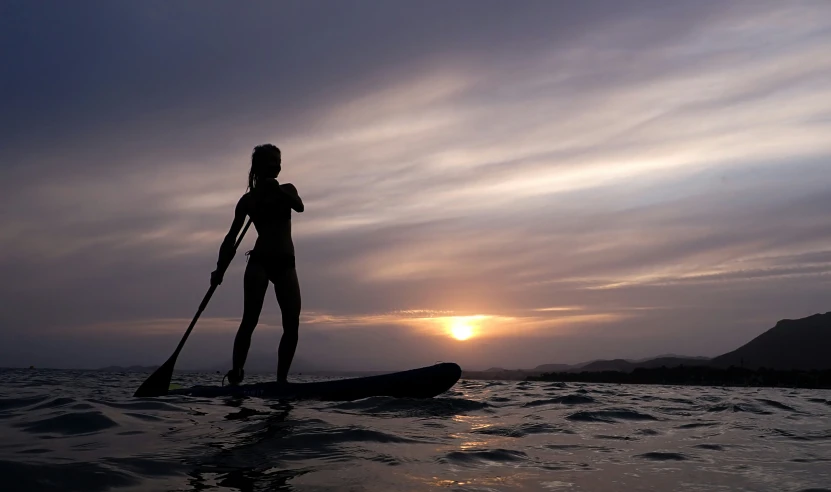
left=279, top=183, right=304, bottom=213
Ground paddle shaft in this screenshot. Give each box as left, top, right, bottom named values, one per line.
left=134, top=217, right=252, bottom=396
left=169, top=217, right=253, bottom=362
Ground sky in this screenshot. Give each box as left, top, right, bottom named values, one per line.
left=1, top=1, right=830, bottom=371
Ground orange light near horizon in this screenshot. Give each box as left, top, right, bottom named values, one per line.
left=443, top=316, right=485, bottom=341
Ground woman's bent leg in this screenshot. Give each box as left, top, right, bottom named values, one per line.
left=274, top=268, right=301, bottom=383
left=233, top=260, right=269, bottom=372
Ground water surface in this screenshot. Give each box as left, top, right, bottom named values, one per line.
left=1, top=369, right=829, bottom=491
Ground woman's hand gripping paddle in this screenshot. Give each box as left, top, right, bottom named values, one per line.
left=133, top=218, right=252, bottom=397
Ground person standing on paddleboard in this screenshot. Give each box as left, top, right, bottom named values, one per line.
left=211, top=144, right=304, bottom=386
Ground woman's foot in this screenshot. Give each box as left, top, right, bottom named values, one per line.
left=224, top=368, right=245, bottom=386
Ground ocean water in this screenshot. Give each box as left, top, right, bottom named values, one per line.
left=1, top=369, right=829, bottom=492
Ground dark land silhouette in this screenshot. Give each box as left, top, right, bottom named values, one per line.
left=462, top=355, right=711, bottom=381
left=575, top=356, right=712, bottom=373
left=526, top=311, right=831, bottom=388
left=710, top=312, right=831, bottom=370
left=527, top=365, right=831, bottom=389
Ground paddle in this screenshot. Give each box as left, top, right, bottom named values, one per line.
left=134, top=217, right=253, bottom=397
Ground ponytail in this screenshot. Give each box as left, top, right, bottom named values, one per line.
left=248, top=144, right=280, bottom=192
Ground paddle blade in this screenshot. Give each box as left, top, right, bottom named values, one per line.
left=133, top=359, right=175, bottom=397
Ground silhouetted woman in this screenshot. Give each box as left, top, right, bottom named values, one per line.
left=211, top=144, right=304, bottom=385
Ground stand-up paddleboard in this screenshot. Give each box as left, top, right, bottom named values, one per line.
left=169, top=362, right=462, bottom=401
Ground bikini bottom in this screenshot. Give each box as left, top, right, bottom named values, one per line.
left=245, top=250, right=296, bottom=283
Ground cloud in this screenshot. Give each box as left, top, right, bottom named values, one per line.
left=1, top=1, right=830, bottom=369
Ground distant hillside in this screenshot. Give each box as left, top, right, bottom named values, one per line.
left=636, top=356, right=711, bottom=369
left=532, top=363, right=572, bottom=372
left=712, top=312, right=831, bottom=370
left=628, top=354, right=711, bottom=363
left=464, top=357, right=709, bottom=380
left=573, top=359, right=634, bottom=372
left=566, top=356, right=711, bottom=373
left=462, top=369, right=536, bottom=381
left=464, top=356, right=714, bottom=380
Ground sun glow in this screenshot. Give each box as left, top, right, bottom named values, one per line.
left=445, top=316, right=483, bottom=341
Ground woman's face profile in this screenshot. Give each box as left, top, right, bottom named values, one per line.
left=263, top=150, right=281, bottom=178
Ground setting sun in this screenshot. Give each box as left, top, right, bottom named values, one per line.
left=445, top=316, right=485, bottom=341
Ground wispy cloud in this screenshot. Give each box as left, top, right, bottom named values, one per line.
left=1, top=1, right=830, bottom=368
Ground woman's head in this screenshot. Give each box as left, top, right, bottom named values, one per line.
left=248, top=144, right=281, bottom=190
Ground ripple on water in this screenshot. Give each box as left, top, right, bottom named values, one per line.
left=17, top=448, right=51, bottom=454
left=329, top=396, right=488, bottom=417
left=707, top=402, right=771, bottom=415
left=441, top=448, right=529, bottom=465
left=474, top=422, right=574, bottom=438
left=594, top=434, right=637, bottom=441
left=14, top=411, right=119, bottom=435
left=636, top=428, right=661, bottom=436
left=543, top=443, right=617, bottom=455
left=566, top=408, right=660, bottom=423
left=29, top=397, right=77, bottom=410
left=523, top=394, right=596, bottom=407
left=104, top=456, right=189, bottom=478
left=88, top=399, right=194, bottom=413
left=281, top=426, right=425, bottom=448
left=790, top=457, right=831, bottom=463
left=677, top=421, right=721, bottom=429
left=756, top=398, right=800, bottom=413
left=768, top=428, right=831, bottom=441
left=693, top=443, right=727, bottom=451
left=0, top=395, right=50, bottom=411
left=0, top=459, right=138, bottom=492
left=123, top=412, right=168, bottom=422
left=368, top=453, right=402, bottom=466
left=665, top=397, right=697, bottom=405
left=636, top=451, right=690, bottom=461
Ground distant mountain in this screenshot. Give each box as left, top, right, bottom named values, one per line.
left=712, top=312, right=831, bottom=370
left=573, top=359, right=634, bottom=372
left=462, top=369, right=535, bottom=381
left=532, top=312, right=831, bottom=376
left=536, top=356, right=709, bottom=373
left=532, top=363, right=573, bottom=372
left=627, top=354, right=710, bottom=364
left=635, top=356, right=712, bottom=369
left=540, top=356, right=710, bottom=374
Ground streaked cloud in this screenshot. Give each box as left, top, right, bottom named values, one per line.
left=1, top=1, right=830, bottom=369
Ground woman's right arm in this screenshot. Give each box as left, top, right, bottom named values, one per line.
left=211, top=196, right=248, bottom=285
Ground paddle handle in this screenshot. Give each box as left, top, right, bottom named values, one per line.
left=169, top=217, right=252, bottom=361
